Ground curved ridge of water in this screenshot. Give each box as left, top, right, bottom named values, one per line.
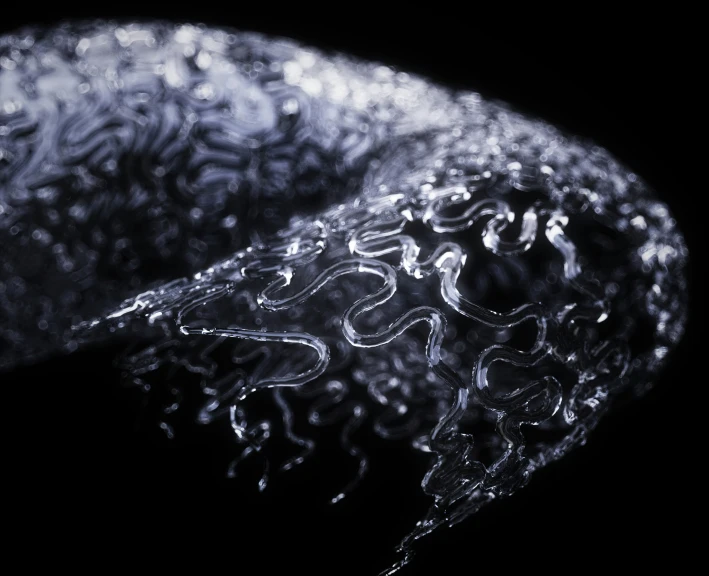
left=0, top=21, right=689, bottom=575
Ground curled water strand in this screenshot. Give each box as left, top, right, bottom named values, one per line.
left=273, top=387, right=316, bottom=473
left=350, top=206, right=547, bottom=349
left=177, top=326, right=330, bottom=402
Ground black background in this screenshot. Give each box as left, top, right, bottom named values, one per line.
left=1, top=6, right=699, bottom=575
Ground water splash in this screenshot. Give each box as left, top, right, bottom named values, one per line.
left=0, top=21, right=688, bottom=574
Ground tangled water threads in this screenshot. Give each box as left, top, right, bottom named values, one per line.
left=0, top=21, right=688, bottom=574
